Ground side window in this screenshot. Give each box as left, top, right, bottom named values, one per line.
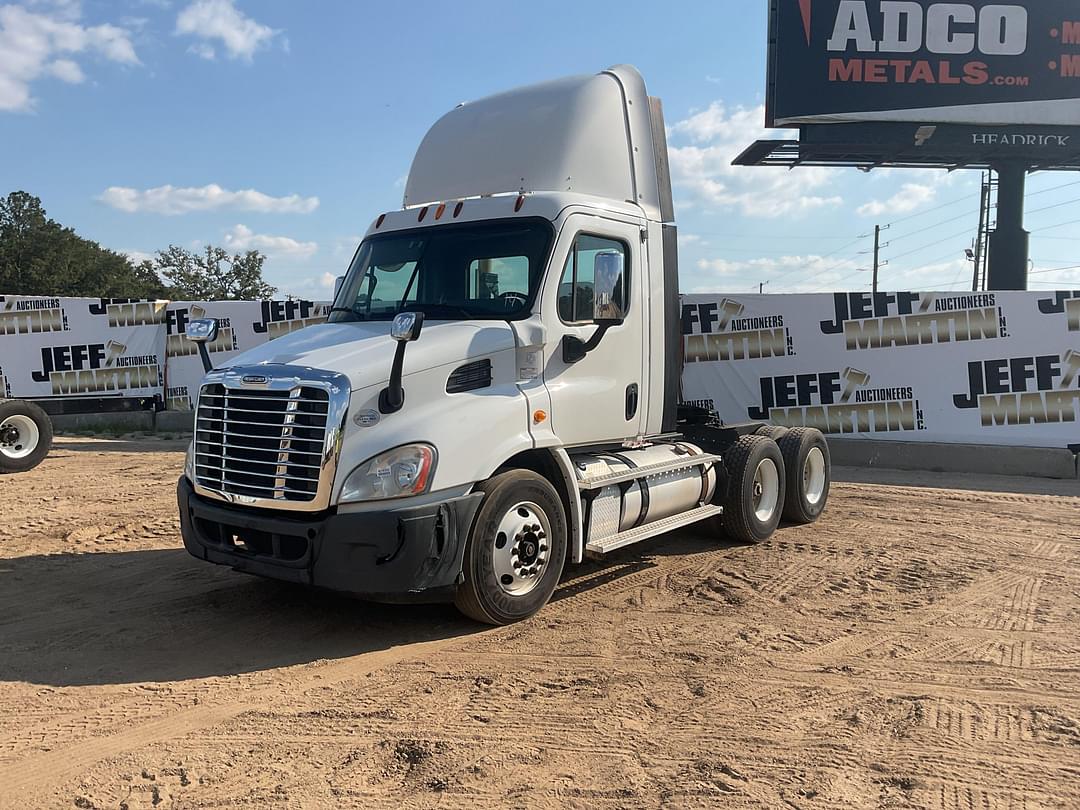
left=558, top=234, right=629, bottom=323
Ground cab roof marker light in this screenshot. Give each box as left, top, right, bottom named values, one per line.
left=418, top=206, right=429, bottom=222
left=435, top=203, right=446, bottom=220
left=453, top=201, right=464, bottom=218
left=514, top=194, right=526, bottom=212
left=375, top=213, right=386, bottom=228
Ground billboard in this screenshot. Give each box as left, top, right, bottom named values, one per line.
left=767, top=0, right=1080, bottom=127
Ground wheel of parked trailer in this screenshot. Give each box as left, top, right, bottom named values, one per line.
left=777, top=427, right=830, bottom=525
left=454, top=469, right=568, bottom=626
left=0, top=400, right=53, bottom=474
left=718, top=435, right=786, bottom=544
left=754, top=424, right=789, bottom=441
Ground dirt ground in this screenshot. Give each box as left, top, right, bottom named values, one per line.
left=1, top=437, right=1079, bottom=809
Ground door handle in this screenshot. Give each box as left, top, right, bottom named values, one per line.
left=625, top=383, right=639, bottom=421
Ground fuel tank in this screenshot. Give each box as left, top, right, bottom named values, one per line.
left=572, top=442, right=717, bottom=541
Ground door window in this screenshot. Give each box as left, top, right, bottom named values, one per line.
left=557, top=234, right=629, bottom=323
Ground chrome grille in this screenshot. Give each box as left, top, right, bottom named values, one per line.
left=195, top=383, right=330, bottom=504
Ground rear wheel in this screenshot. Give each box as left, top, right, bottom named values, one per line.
left=719, top=435, right=785, bottom=544
left=454, top=470, right=567, bottom=625
left=0, top=400, right=53, bottom=474
left=777, top=427, right=830, bottom=525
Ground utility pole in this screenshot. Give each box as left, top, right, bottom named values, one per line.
left=872, top=226, right=880, bottom=295
left=758, top=281, right=769, bottom=294
left=972, top=171, right=990, bottom=292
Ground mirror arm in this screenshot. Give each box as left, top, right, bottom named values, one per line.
left=379, top=341, right=409, bottom=414
left=562, top=320, right=619, bottom=364
left=197, top=343, right=213, bottom=374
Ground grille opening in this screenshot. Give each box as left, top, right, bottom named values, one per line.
left=195, top=383, right=330, bottom=504
left=195, top=517, right=310, bottom=562
left=446, top=359, right=492, bottom=393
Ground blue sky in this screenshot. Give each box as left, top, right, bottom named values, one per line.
left=2, top=0, right=1078, bottom=299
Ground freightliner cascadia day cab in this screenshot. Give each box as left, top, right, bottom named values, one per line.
left=176, top=66, right=832, bottom=625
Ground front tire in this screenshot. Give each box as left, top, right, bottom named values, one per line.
left=454, top=470, right=567, bottom=625
left=0, top=400, right=53, bottom=474
left=719, top=435, right=786, bottom=544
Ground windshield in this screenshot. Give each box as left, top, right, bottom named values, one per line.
left=329, top=219, right=554, bottom=322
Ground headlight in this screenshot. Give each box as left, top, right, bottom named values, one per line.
left=339, top=444, right=436, bottom=503
left=184, top=440, right=195, bottom=482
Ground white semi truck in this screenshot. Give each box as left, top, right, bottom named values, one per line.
left=176, top=66, right=831, bottom=625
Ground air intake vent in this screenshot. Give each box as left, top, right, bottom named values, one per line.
left=446, top=359, right=492, bottom=394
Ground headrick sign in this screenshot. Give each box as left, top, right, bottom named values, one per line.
left=767, top=1, right=1080, bottom=127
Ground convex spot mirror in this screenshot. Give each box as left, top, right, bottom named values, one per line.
left=592, top=251, right=625, bottom=323
left=186, top=318, right=219, bottom=344
left=391, top=311, right=425, bottom=342
left=333, top=275, right=345, bottom=298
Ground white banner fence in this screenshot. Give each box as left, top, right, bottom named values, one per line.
left=2, top=291, right=1078, bottom=448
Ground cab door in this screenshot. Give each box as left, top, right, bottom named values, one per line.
left=542, top=213, right=648, bottom=446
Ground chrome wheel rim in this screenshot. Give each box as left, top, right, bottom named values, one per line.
left=803, top=447, right=827, bottom=507
left=0, top=414, right=39, bottom=460
left=752, top=458, right=780, bottom=523
left=492, top=501, right=550, bottom=597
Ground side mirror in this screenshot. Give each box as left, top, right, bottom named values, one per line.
left=592, top=251, right=625, bottom=324
left=391, top=311, right=424, bottom=342
left=186, top=318, right=219, bottom=344
left=333, top=275, right=345, bottom=298
left=381, top=312, right=425, bottom=414
left=185, top=318, right=219, bottom=373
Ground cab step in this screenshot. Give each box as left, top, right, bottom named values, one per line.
left=584, top=504, right=723, bottom=558
left=576, top=453, right=722, bottom=490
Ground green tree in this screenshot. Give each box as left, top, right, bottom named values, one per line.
left=154, top=245, right=277, bottom=300
left=0, top=191, right=168, bottom=298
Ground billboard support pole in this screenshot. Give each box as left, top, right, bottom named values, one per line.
left=986, top=163, right=1030, bottom=291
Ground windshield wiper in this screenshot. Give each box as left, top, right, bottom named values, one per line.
left=327, top=307, right=362, bottom=321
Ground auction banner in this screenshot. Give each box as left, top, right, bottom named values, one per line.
left=0, top=296, right=166, bottom=402
left=163, top=299, right=330, bottom=410
left=768, top=0, right=1080, bottom=126
left=681, top=290, right=1080, bottom=448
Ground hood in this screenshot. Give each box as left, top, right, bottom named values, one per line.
left=222, top=320, right=517, bottom=391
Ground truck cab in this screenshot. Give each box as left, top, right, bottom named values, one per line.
left=177, top=66, right=831, bottom=625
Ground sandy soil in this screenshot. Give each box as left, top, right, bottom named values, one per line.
left=1, top=437, right=1079, bottom=809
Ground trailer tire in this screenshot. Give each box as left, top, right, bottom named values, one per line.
left=454, top=469, right=567, bottom=626
left=719, top=435, right=785, bottom=544
left=754, top=424, right=789, bottom=441
left=777, top=428, right=830, bottom=525
left=0, top=400, right=53, bottom=474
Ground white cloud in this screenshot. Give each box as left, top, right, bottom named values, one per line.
left=187, top=41, right=215, bottom=60
left=99, top=183, right=319, bottom=215
left=857, top=182, right=937, bottom=218
left=121, top=248, right=155, bottom=264
left=175, top=0, right=278, bottom=61
left=223, top=224, right=317, bottom=258
left=0, top=3, right=139, bottom=112
left=276, top=271, right=337, bottom=300
left=46, top=57, right=83, bottom=83
left=668, top=102, right=844, bottom=218
left=685, top=253, right=866, bottom=294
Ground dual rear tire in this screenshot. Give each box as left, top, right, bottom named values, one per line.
left=719, top=427, right=830, bottom=543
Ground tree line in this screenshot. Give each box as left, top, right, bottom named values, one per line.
left=0, top=191, right=277, bottom=300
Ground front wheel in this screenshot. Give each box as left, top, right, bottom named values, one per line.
left=0, top=400, right=53, bottom=474
left=454, top=470, right=567, bottom=625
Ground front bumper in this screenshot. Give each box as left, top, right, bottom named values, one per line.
left=177, top=477, right=482, bottom=601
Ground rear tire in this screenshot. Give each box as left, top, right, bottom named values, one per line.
left=719, top=435, right=785, bottom=544
left=777, top=428, right=830, bottom=525
left=454, top=470, right=567, bottom=625
left=0, top=400, right=53, bottom=474
left=754, top=424, right=789, bottom=441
